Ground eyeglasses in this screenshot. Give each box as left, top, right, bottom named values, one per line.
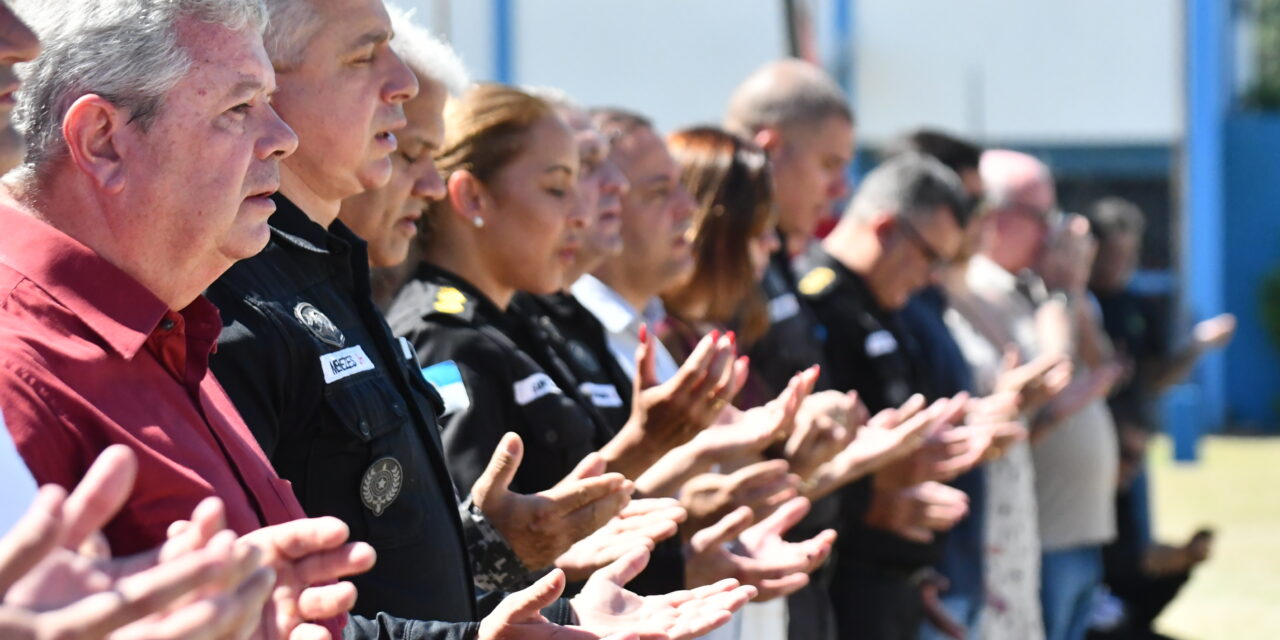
left=897, top=219, right=950, bottom=269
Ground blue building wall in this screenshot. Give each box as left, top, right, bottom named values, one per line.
left=1222, top=115, right=1280, bottom=428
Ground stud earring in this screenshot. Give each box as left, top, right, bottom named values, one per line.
left=473, top=216, right=485, bottom=229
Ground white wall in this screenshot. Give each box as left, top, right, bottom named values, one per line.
left=395, top=0, right=789, bottom=133
left=394, top=0, right=1182, bottom=145
left=854, top=0, right=1183, bottom=146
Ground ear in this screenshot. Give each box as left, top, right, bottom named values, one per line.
left=446, top=169, right=488, bottom=224
left=753, top=127, right=783, bottom=155
left=62, top=94, right=129, bottom=195
left=870, top=213, right=898, bottom=244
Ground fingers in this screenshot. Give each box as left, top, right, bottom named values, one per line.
left=492, top=569, right=567, bottom=623
left=560, top=484, right=632, bottom=541
left=564, top=452, right=607, bottom=483
left=670, top=330, right=719, bottom=393
left=544, top=472, right=632, bottom=516
left=689, top=506, right=753, bottom=554
left=295, top=581, right=358, bottom=621
left=48, top=532, right=255, bottom=638
left=110, top=565, right=275, bottom=640
left=471, top=433, right=523, bottom=510
left=634, top=323, right=660, bottom=391
left=748, top=496, right=811, bottom=539
left=61, top=444, right=138, bottom=550
left=619, top=497, right=682, bottom=518
left=589, top=546, right=651, bottom=587
left=291, top=540, right=377, bottom=587
left=0, top=484, right=67, bottom=595
left=243, top=516, right=352, bottom=562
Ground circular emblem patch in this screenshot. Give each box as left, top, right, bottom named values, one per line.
left=294, top=302, right=345, bottom=348
left=360, top=457, right=403, bottom=517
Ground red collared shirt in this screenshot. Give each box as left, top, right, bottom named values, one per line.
left=0, top=203, right=306, bottom=555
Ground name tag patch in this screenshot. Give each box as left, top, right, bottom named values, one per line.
left=421, top=360, right=471, bottom=417
left=579, top=382, right=624, bottom=408
left=514, top=372, right=561, bottom=406
left=320, top=345, right=375, bottom=384
left=864, top=330, right=899, bottom=358
left=768, top=293, right=801, bottom=322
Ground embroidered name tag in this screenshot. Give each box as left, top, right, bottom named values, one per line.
left=768, top=293, right=801, bottom=322
left=579, top=382, right=624, bottom=408
left=421, top=360, right=471, bottom=417
left=864, top=330, right=899, bottom=358
left=320, top=345, right=375, bottom=384
left=513, top=372, right=561, bottom=406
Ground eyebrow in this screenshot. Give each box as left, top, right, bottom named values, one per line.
left=223, top=76, right=271, bottom=101
left=349, top=28, right=391, bottom=51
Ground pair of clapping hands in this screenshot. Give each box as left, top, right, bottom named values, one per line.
left=0, top=445, right=372, bottom=640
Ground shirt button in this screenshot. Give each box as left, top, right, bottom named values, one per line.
left=358, top=420, right=370, bottom=437
left=160, top=319, right=176, bottom=331
left=544, top=430, right=559, bottom=444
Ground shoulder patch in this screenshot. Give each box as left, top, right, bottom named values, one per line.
left=421, top=283, right=475, bottom=322
left=434, top=287, right=468, bottom=314
left=798, top=266, right=837, bottom=296
left=421, top=360, right=471, bottom=417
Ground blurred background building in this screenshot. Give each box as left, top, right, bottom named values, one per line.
left=396, top=0, right=1280, bottom=438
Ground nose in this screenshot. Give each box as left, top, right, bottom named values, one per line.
left=260, top=105, right=299, bottom=160
left=565, top=189, right=589, bottom=230
left=828, top=170, right=850, bottom=202
left=673, top=183, right=697, bottom=222
left=383, top=48, right=419, bottom=105
left=601, top=158, right=629, bottom=197
left=0, top=6, right=39, bottom=64
left=413, top=163, right=446, bottom=203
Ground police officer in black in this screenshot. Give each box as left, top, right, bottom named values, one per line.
left=797, top=154, right=970, bottom=640
left=388, top=264, right=610, bottom=495
left=513, top=291, right=633, bottom=435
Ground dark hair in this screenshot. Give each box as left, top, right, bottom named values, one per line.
left=662, top=127, right=774, bottom=344
left=1086, top=196, right=1146, bottom=242
left=884, top=129, right=983, bottom=177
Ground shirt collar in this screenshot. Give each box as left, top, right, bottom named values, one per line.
left=571, top=274, right=641, bottom=335
left=968, top=254, right=1019, bottom=295
left=0, top=203, right=174, bottom=359
left=267, top=194, right=336, bottom=255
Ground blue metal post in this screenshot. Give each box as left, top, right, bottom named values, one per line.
left=830, top=0, right=862, bottom=180
left=1182, top=0, right=1231, bottom=450
left=492, top=0, right=513, bottom=84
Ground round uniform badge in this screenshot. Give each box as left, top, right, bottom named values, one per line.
left=567, top=340, right=603, bottom=376
left=360, top=457, right=403, bottom=517
left=294, top=302, right=346, bottom=348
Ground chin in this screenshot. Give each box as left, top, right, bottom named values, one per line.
left=357, top=158, right=395, bottom=192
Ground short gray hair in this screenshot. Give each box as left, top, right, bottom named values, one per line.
left=261, top=0, right=320, bottom=71
left=386, top=3, right=470, bottom=96
left=14, top=0, right=268, bottom=170
left=844, top=152, right=969, bottom=227
left=724, top=58, right=854, bottom=138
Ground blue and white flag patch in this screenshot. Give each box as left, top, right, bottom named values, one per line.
left=421, top=360, right=471, bottom=417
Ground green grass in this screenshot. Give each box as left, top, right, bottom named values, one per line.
left=1149, top=435, right=1280, bottom=640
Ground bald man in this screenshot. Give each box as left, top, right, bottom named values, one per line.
left=723, top=60, right=856, bottom=640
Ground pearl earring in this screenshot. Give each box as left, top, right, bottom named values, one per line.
left=473, top=216, right=485, bottom=229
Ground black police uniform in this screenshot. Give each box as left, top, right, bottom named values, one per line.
left=798, top=248, right=937, bottom=640
left=208, top=197, right=568, bottom=639
left=508, top=291, right=688, bottom=597
left=511, top=291, right=633, bottom=435
left=749, top=245, right=830, bottom=396
left=750, top=243, right=842, bottom=640
left=385, top=263, right=609, bottom=496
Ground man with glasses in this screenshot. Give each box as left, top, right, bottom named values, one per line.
left=797, top=153, right=973, bottom=640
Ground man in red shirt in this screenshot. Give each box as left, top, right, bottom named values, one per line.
left=0, top=2, right=373, bottom=638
